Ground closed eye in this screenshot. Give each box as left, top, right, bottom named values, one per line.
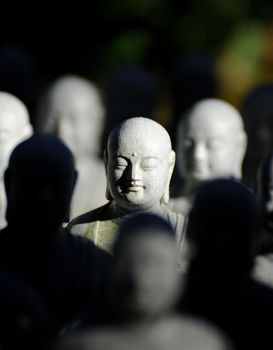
left=141, top=157, right=159, bottom=170
left=115, top=157, right=128, bottom=169
left=116, top=164, right=127, bottom=170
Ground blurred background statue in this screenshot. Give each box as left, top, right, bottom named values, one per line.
left=170, top=98, right=247, bottom=215
left=55, top=213, right=232, bottom=350
left=35, top=75, right=107, bottom=219
left=0, top=92, right=33, bottom=228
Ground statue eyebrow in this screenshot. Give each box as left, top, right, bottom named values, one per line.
left=115, top=156, right=160, bottom=161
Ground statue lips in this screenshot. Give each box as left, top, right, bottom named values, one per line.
left=122, top=181, right=144, bottom=194
left=128, top=185, right=143, bottom=192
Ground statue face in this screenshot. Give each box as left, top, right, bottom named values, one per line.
left=178, top=111, right=244, bottom=183
left=113, top=230, right=180, bottom=317
left=40, top=77, right=104, bottom=157
left=107, top=129, right=173, bottom=212
left=52, top=97, right=103, bottom=157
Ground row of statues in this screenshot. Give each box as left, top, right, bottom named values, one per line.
left=0, top=76, right=249, bottom=227
left=1, top=132, right=273, bottom=350
left=1, top=74, right=273, bottom=349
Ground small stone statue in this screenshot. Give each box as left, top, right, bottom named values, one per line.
left=170, top=98, right=247, bottom=215
left=0, top=92, right=33, bottom=228
left=35, top=75, right=107, bottom=218
left=55, top=214, right=232, bottom=350
left=68, top=117, right=185, bottom=255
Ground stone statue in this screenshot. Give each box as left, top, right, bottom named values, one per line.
left=1, top=134, right=111, bottom=334
left=181, top=179, right=273, bottom=350
left=35, top=75, right=107, bottom=219
left=68, top=117, right=185, bottom=255
left=170, top=98, right=247, bottom=215
left=252, top=153, right=273, bottom=288
left=0, top=92, right=33, bottom=228
left=55, top=214, right=232, bottom=350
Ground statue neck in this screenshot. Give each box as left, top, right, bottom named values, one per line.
left=110, top=202, right=163, bottom=218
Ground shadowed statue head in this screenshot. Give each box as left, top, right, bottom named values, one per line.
left=4, top=134, right=77, bottom=233
left=188, top=179, right=258, bottom=273
left=111, top=213, right=181, bottom=320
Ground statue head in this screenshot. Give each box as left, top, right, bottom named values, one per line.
left=36, top=75, right=105, bottom=157
left=112, top=213, right=181, bottom=319
left=105, top=117, right=175, bottom=213
left=177, top=99, right=247, bottom=188
left=256, top=153, right=273, bottom=230
left=4, top=134, right=77, bottom=233
left=0, top=92, right=32, bottom=175
left=188, top=179, right=257, bottom=273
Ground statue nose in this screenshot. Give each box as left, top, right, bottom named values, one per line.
left=127, top=163, right=141, bottom=181
left=193, top=143, right=207, bottom=162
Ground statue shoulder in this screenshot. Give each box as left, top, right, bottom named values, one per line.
left=67, top=203, right=111, bottom=233
left=163, top=204, right=185, bottom=232
left=169, top=197, right=190, bottom=216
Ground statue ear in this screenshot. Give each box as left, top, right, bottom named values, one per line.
left=22, top=124, right=33, bottom=138
left=104, top=148, right=113, bottom=201
left=161, top=150, right=176, bottom=204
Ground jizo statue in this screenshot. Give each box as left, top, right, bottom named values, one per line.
left=170, top=98, right=247, bottom=215
left=68, top=117, right=185, bottom=255
left=35, top=75, right=107, bottom=219
left=0, top=92, right=33, bottom=228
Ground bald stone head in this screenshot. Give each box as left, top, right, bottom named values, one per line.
left=36, top=75, right=104, bottom=156
left=177, top=98, right=247, bottom=186
left=112, top=213, right=180, bottom=319
left=5, top=134, right=77, bottom=232
left=106, top=117, right=175, bottom=212
left=187, top=179, right=257, bottom=279
left=0, top=92, right=33, bottom=174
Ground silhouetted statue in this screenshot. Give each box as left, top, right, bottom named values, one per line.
left=55, top=214, right=232, bottom=350
left=170, top=99, right=247, bottom=215
left=0, top=92, right=33, bottom=228
left=35, top=75, right=107, bottom=218
left=242, top=83, right=273, bottom=187
left=180, top=179, right=273, bottom=350
left=68, top=117, right=185, bottom=256
left=0, top=134, right=111, bottom=338
left=252, top=153, right=273, bottom=287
